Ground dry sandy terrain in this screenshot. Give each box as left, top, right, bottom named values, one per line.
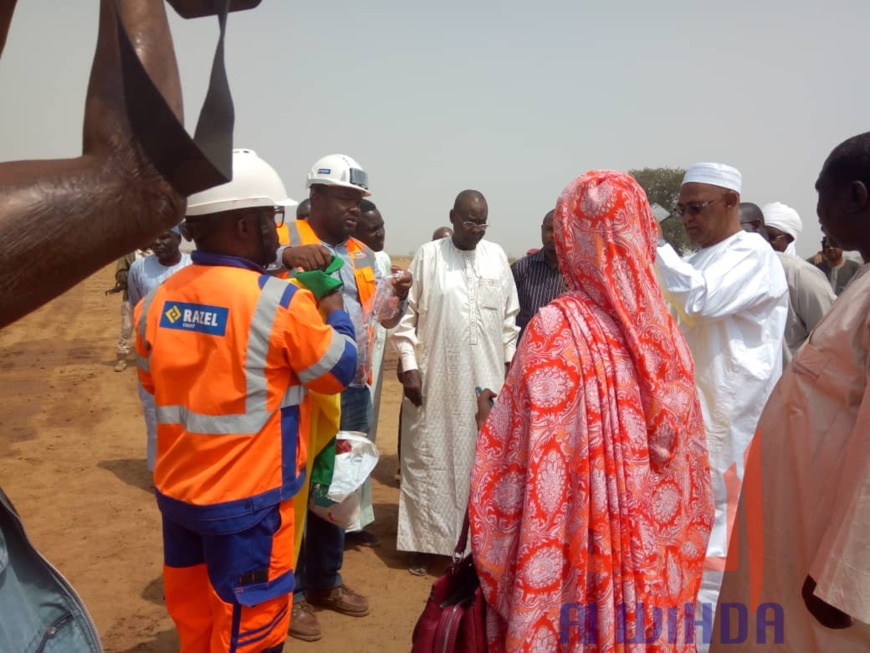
left=0, top=258, right=444, bottom=652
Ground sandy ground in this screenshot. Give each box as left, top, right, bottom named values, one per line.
left=0, top=258, right=443, bottom=652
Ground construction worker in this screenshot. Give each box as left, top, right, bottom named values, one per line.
left=134, top=149, right=357, bottom=653
left=277, top=154, right=412, bottom=642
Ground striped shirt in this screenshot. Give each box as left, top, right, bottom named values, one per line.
left=510, top=250, right=566, bottom=338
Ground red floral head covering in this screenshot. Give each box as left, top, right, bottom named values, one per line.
left=554, top=170, right=700, bottom=469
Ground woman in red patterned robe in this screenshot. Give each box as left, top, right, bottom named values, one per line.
left=470, top=170, right=714, bottom=651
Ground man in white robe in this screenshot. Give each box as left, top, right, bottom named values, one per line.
left=712, top=132, right=870, bottom=652
left=392, top=189, right=519, bottom=574
left=762, top=201, right=803, bottom=256
left=655, top=163, right=788, bottom=650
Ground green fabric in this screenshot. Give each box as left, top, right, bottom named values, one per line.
left=309, top=436, right=338, bottom=507
left=292, top=255, right=345, bottom=504
left=292, top=256, right=345, bottom=299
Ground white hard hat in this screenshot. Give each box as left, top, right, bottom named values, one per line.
left=187, top=148, right=298, bottom=217
left=305, top=154, right=371, bottom=196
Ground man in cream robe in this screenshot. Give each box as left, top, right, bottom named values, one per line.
left=656, top=163, right=788, bottom=650
left=392, top=190, right=519, bottom=572
left=762, top=201, right=803, bottom=256
left=712, top=133, right=870, bottom=651
left=741, top=202, right=836, bottom=367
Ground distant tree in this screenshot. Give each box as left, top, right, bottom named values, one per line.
left=628, top=167, right=696, bottom=256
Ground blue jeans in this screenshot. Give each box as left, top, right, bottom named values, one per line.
left=295, top=386, right=372, bottom=600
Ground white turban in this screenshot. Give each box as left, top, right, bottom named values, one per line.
left=682, top=162, right=742, bottom=194
left=762, top=202, right=802, bottom=255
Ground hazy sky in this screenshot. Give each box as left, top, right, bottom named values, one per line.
left=2, top=1, right=868, bottom=258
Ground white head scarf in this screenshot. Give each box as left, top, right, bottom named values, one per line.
left=682, top=163, right=742, bottom=194
left=762, top=202, right=802, bottom=255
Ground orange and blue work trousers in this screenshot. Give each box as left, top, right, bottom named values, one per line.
left=162, top=499, right=295, bottom=653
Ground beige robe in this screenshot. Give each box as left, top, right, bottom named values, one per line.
left=776, top=252, right=835, bottom=367
left=711, top=265, right=870, bottom=651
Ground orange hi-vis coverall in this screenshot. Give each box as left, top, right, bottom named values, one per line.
left=279, top=219, right=377, bottom=384
left=134, top=251, right=357, bottom=653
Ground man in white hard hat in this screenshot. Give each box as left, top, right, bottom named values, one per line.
left=277, top=154, right=412, bottom=642
left=655, top=163, right=788, bottom=651
left=135, top=149, right=358, bottom=652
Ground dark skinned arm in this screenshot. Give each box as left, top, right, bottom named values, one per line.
left=379, top=267, right=412, bottom=329
left=0, top=0, right=185, bottom=329
left=802, top=576, right=853, bottom=629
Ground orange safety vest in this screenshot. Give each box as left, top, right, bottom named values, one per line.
left=134, top=251, right=357, bottom=532
left=280, top=220, right=378, bottom=383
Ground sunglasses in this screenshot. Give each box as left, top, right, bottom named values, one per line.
left=674, top=196, right=724, bottom=217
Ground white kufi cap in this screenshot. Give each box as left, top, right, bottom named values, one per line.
left=762, top=201, right=802, bottom=255
left=682, top=162, right=742, bottom=194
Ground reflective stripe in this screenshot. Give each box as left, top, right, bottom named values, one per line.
left=286, top=222, right=303, bottom=247
left=137, top=289, right=159, bottom=345
left=352, top=245, right=377, bottom=273
left=157, top=404, right=269, bottom=435
left=281, top=384, right=306, bottom=408
left=297, top=329, right=356, bottom=384
left=156, top=384, right=305, bottom=436
left=137, top=290, right=159, bottom=374
left=244, top=277, right=286, bottom=415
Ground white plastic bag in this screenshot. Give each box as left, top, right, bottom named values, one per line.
left=326, top=431, right=379, bottom=501
left=308, top=491, right=361, bottom=529
left=307, top=431, right=379, bottom=529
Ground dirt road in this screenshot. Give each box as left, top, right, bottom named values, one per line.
left=0, top=261, right=436, bottom=652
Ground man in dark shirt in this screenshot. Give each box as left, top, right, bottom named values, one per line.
left=812, top=236, right=861, bottom=295
left=511, top=209, right=566, bottom=339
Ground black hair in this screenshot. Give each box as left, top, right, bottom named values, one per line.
left=360, top=199, right=378, bottom=214
left=295, top=198, right=311, bottom=219
left=824, top=132, right=870, bottom=188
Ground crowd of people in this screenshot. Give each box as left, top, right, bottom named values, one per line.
left=98, top=132, right=870, bottom=653
left=1, top=1, right=866, bottom=650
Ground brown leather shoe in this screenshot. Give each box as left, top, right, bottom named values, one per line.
left=307, top=584, right=370, bottom=617
left=289, top=601, right=321, bottom=642
left=345, top=529, right=381, bottom=548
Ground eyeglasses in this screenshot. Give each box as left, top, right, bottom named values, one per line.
left=674, top=196, right=723, bottom=217
left=254, top=206, right=285, bottom=227
left=461, top=220, right=489, bottom=231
